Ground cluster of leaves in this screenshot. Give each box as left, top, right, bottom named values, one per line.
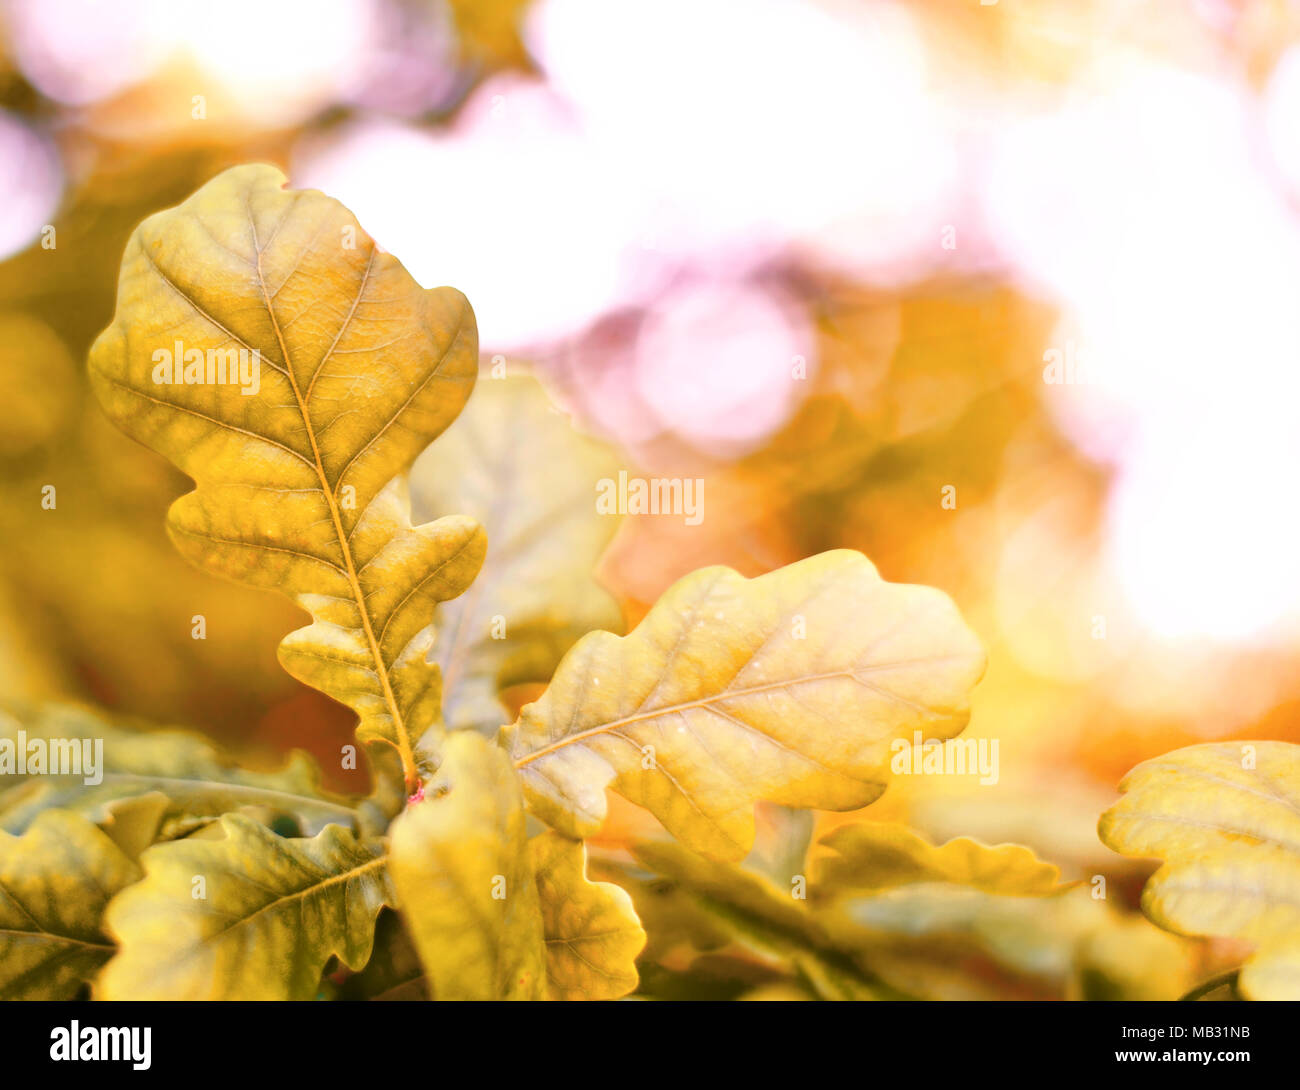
left=599, top=819, right=1191, bottom=1001
left=0, top=165, right=991, bottom=1000
left=0, top=164, right=1282, bottom=1001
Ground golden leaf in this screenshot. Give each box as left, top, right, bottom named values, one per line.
left=502, top=549, right=985, bottom=859
left=622, top=826, right=1176, bottom=1000
left=410, top=373, right=622, bottom=734
left=531, top=831, right=644, bottom=999
left=89, top=164, right=483, bottom=788
left=1099, top=741, right=1300, bottom=999
left=828, top=883, right=1185, bottom=1001
left=814, top=822, right=1063, bottom=896
left=388, top=731, right=546, bottom=999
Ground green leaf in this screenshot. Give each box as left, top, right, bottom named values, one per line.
left=531, top=831, right=644, bottom=999
left=502, top=549, right=985, bottom=859
left=0, top=810, right=140, bottom=999
left=100, top=813, right=390, bottom=999
left=1099, top=740, right=1300, bottom=999
left=410, top=372, right=623, bottom=734
left=388, top=731, right=546, bottom=999
left=0, top=703, right=358, bottom=838
left=89, top=164, right=484, bottom=789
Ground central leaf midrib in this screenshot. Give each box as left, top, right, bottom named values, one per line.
left=250, top=224, right=417, bottom=790
left=198, top=853, right=387, bottom=945
left=513, top=658, right=956, bottom=769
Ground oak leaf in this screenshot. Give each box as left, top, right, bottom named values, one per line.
left=388, top=731, right=546, bottom=999
left=409, top=373, right=622, bottom=734
left=814, top=822, right=1062, bottom=896
left=389, top=733, right=645, bottom=999
left=1099, top=741, right=1300, bottom=1000
left=502, top=549, right=986, bottom=859
left=623, top=825, right=1178, bottom=1001
left=531, top=831, right=644, bottom=1000
left=100, top=814, right=390, bottom=999
left=625, top=839, right=886, bottom=1000
left=0, top=810, right=139, bottom=999
left=89, top=164, right=483, bottom=789
left=0, top=703, right=357, bottom=839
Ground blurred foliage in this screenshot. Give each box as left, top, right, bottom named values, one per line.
left=2, top=0, right=1298, bottom=1000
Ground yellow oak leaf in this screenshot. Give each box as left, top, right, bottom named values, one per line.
left=622, top=831, right=1180, bottom=1001
left=1099, top=741, right=1300, bottom=999
left=388, top=731, right=546, bottom=1000
left=814, top=822, right=1063, bottom=896
left=625, top=838, right=885, bottom=1000
left=89, top=164, right=483, bottom=789
left=410, top=372, right=623, bottom=734
left=531, top=831, right=644, bottom=999
left=501, top=549, right=986, bottom=859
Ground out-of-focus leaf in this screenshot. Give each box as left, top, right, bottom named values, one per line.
left=531, top=831, right=644, bottom=1000
left=1099, top=741, right=1300, bottom=999
left=621, top=825, right=1183, bottom=1001
left=908, top=774, right=1131, bottom=877
left=827, top=883, right=1184, bottom=1000
left=388, top=732, right=545, bottom=999
left=624, top=839, right=886, bottom=1000
left=1071, top=914, right=1197, bottom=1002
left=0, top=810, right=140, bottom=999
left=740, top=982, right=816, bottom=1000
left=810, top=823, right=1176, bottom=999
left=100, top=814, right=390, bottom=999
left=410, top=373, right=622, bottom=735
left=1238, top=938, right=1300, bottom=1001
left=0, top=704, right=357, bottom=837
left=587, top=857, right=731, bottom=970
left=744, top=802, right=815, bottom=889
left=89, top=164, right=483, bottom=789
left=0, top=312, right=79, bottom=459
left=815, top=822, right=1062, bottom=896
left=635, top=840, right=818, bottom=943
left=502, top=549, right=985, bottom=859
left=98, top=793, right=171, bottom=861
left=447, top=0, right=533, bottom=68
left=338, top=908, right=429, bottom=1001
